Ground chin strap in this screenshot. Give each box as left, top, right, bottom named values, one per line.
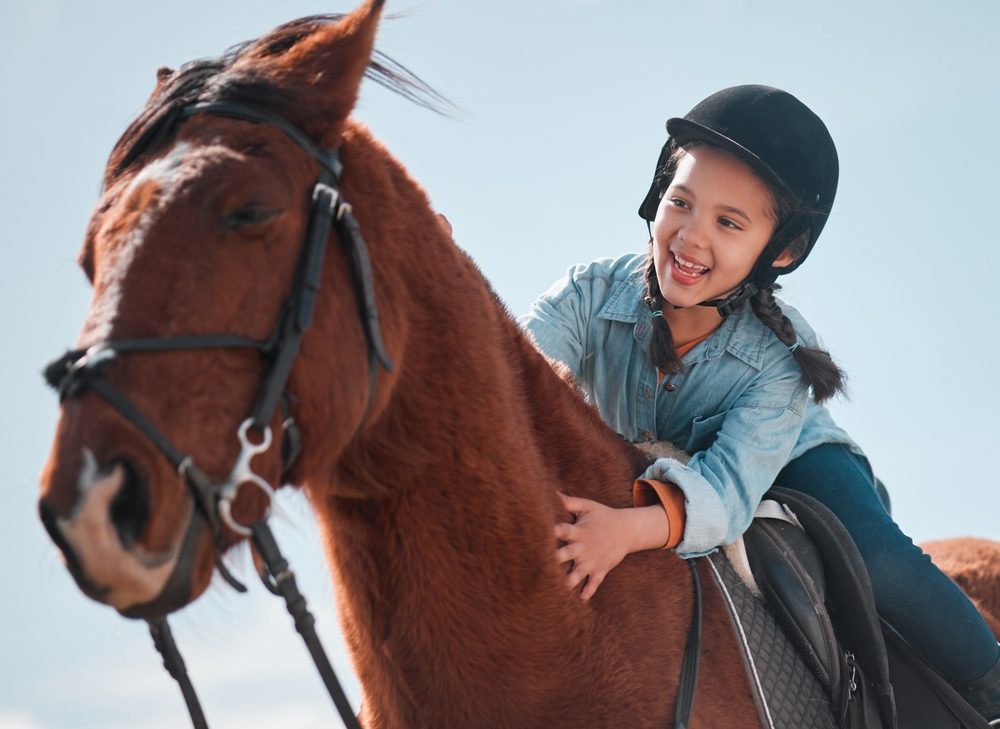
left=696, top=280, right=758, bottom=318
left=644, top=220, right=765, bottom=320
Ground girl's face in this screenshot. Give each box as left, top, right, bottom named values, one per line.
left=652, top=145, right=791, bottom=309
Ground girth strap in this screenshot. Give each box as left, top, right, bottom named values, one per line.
left=674, top=558, right=703, bottom=729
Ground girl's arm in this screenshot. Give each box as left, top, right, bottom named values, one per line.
left=554, top=364, right=809, bottom=600
left=521, top=264, right=595, bottom=379
left=656, top=369, right=808, bottom=557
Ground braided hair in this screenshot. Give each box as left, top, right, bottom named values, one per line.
left=642, top=258, right=684, bottom=375
left=642, top=143, right=846, bottom=403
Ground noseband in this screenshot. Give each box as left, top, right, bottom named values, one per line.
left=44, top=100, right=392, bottom=729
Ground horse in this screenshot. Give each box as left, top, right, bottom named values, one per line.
left=36, top=2, right=1000, bottom=727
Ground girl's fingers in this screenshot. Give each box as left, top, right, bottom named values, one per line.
left=565, top=565, right=588, bottom=590
left=580, top=572, right=604, bottom=602
left=557, top=491, right=590, bottom=515
left=555, top=542, right=581, bottom=565
left=553, top=522, right=578, bottom=541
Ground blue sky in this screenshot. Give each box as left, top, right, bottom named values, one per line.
left=2, top=1, right=999, bottom=727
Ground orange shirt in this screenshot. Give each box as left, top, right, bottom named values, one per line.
left=657, top=324, right=721, bottom=381
left=676, top=327, right=718, bottom=358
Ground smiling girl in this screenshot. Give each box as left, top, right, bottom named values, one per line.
left=523, top=85, right=1000, bottom=722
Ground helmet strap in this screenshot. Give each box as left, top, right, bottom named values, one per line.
left=697, top=280, right=758, bottom=318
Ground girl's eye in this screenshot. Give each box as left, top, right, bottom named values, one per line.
left=669, top=197, right=689, bottom=209
left=719, top=217, right=742, bottom=230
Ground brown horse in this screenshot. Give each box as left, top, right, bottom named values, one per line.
left=36, top=2, right=1000, bottom=727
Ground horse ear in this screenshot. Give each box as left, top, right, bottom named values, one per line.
left=232, top=0, right=385, bottom=147
left=154, top=67, right=175, bottom=94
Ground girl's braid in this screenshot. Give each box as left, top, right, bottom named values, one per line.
left=642, top=252, right=684, bottom=374
left=748, top=285, right=846, bottom=403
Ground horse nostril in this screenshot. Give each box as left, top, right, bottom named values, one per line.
left=39, top=499, right=71, bottom=557
left=109, top=460, right=150, bottom=549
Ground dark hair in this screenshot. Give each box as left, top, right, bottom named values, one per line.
left=642, top=143, right=846, bottom=403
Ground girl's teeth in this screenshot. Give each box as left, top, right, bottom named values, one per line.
left=675, top=254, right=708, bottom=272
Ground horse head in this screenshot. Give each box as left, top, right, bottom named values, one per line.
left=38, top=0, right=402, bottom=618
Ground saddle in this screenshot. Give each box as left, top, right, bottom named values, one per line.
left=713, top=486, right=991, bottom=729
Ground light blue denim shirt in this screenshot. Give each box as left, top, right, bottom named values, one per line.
left=521, top=252, right=861, bottom=557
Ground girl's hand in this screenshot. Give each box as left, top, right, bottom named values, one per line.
left=554, top=492, right=669, bottom=601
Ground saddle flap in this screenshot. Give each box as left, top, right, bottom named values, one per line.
left=744, top=517, right=842, bottom=696
left=766, top=487, right=898, bottom=729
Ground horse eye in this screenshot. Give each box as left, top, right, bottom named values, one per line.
left=222, top=204, right=281, bottom=232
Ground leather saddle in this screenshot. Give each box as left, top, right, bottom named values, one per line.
left=717, top=486, right=991, bottom=729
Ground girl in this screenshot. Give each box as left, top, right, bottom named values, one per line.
left=522, top=85, right=1000, bottom=723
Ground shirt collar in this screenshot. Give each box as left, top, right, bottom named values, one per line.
left=597, top=269, right=769, bottom=371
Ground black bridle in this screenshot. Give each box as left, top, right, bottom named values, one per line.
left=44, top=100, right=394, bottom=729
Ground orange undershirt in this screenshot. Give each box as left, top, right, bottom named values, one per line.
left=657, top=324, right=720, bottom=381
left=676, top=328, right=716, bottom=357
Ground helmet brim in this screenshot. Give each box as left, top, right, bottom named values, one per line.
left=665, top=117, right=795, bottom=201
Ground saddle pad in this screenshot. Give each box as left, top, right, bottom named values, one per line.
left=707, top=552, right=838, bottom=729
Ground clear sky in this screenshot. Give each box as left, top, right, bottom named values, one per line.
left=2, top=1, right=999, bottom=727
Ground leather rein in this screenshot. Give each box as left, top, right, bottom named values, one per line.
left=44, top=100, right=393, bottom=729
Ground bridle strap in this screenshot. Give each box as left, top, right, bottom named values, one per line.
left=45, top=335, right=270, bottom=399
left=245, top=179, right=332, bottom=432
left=181, top=101, right=344, bottom=178
left=47, top=357, right=249, bottom=592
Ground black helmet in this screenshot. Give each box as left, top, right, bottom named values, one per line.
left=638, top=85, right=839, bottom=308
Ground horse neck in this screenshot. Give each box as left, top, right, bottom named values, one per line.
left=302, top=123, right=656, bottom=721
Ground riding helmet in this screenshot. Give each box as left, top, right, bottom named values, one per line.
left=638, top=84, right=839, bottom=291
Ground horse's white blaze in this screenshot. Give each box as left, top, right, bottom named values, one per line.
left=126, top=140, right=192, bottom=197
left=56, top=448, right=177, bottom=610
left=82, top=141, right=194, bottom=345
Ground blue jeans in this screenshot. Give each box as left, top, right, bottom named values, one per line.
left=776, top=443, right=999, bottom=684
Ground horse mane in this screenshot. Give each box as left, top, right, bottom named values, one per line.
left=328, top=225, right=648, bottom=503
left=106, top=14, right=454, bottom=185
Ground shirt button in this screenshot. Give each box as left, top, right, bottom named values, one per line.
left=644, top=386, right=652, bottom=400
left=643, top=431, right=653, bottom=441
left=664, top=383, right=676, bottom=392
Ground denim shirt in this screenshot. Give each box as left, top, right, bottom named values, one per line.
left=521, top=252, right=861, bottom=557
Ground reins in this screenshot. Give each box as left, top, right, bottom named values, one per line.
left=44, top=100, right=394, bottom=729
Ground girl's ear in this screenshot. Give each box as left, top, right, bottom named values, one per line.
left=772, top=247, right=798, bottom=268
left=772, top=227, right=811, bottom=269
left=228, top=0, right=385, bottom=147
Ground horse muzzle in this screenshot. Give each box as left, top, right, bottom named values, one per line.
left=38, top=448, right=206, bottom=618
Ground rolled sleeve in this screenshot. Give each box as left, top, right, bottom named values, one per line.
left=645, top=368, right=808, bottom=558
